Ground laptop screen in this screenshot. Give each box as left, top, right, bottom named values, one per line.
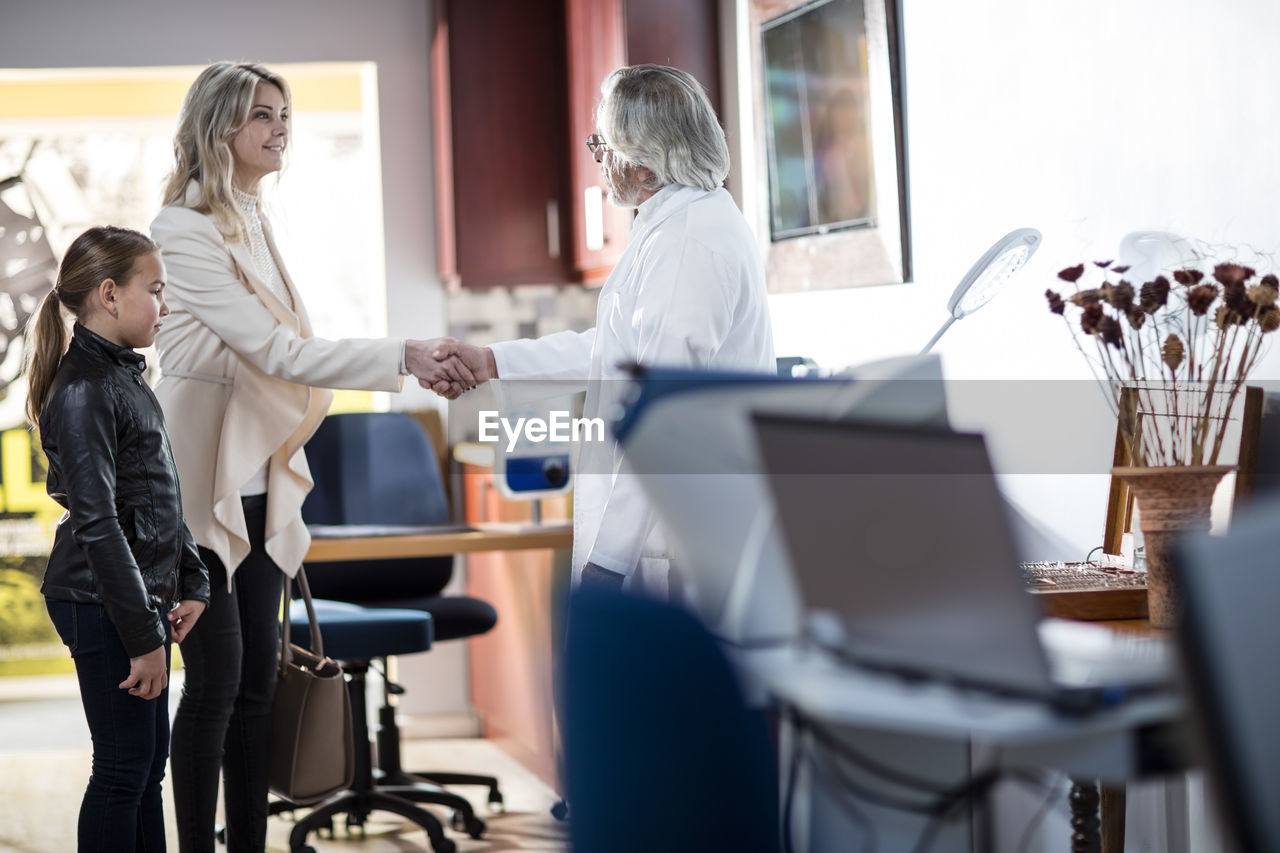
left=752, top=414, right=1057, bottom=695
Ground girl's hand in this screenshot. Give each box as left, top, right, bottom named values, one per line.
left=167, top=599, right=207, bottom=644
left=119, top=646, right=168, bottom=700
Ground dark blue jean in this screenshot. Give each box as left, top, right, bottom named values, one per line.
left=170, top=495, right=282, bottom=853
left=46, top=598, right=172, bottom=853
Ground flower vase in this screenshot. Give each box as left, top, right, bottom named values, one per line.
left=1112, top=465, right=1234, bottom=629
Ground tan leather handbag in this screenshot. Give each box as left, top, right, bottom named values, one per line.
left=268, top=570, right=355, bottom=805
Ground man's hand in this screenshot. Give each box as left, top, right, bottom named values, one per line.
left=580, top=562, right=626, bottom=589
left=167, top=599, right=207, bottom=644
left=119, top=645, right=168, bottom=700
left=419, top=338, right=497, bottom=397
left=406, top=339, right=478, bottom=399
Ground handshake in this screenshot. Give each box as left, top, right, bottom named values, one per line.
left=406, top=337, right=496, bottom=400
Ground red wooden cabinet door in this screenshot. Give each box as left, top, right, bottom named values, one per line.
left=440, top=0, right=571, bottom=288
left=564, top=0, right=630, bottom=284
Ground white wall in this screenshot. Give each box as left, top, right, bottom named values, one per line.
left=758, top=0, right=1280, bottom=554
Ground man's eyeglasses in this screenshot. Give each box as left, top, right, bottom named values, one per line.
left=586, top=134, right=611, bottom=163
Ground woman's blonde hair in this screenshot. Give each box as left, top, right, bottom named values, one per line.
left=23, top=226, right=158, bottom=427
left=161, top=61, right=291, bottom=240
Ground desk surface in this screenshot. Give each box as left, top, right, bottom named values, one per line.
left=304, top=522, right=573, bottom=561
left=739, top=645, right=1180, bottom=748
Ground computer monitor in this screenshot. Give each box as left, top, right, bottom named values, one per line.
left=617, top=354, right=948, bottom=645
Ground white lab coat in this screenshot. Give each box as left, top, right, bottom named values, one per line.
left=490, top=184, right=775, bottom=594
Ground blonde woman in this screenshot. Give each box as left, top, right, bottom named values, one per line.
left=150, top=61, right=471, bottom=852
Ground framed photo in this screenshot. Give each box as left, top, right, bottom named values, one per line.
left=751, top=0, right=909, bottom=293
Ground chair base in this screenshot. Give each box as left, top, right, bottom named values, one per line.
left=374, top=701, right=505, bottom=813
left=269, top=662, right=484, bottom=853
left=388, top=770, right=504, bottom=810
left=271, top=790, right=457, bottom=853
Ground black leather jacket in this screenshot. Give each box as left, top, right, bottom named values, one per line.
left=40, top=324, right=210, bottom=657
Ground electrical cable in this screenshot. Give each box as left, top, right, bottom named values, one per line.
left=800, top=710, right=953, bottom=795
left=1014, top=773, right=1064, bottom=853
left=784, top=703, right=1064, bottom=853
left=781, top=706, right=801, bottom=853
left=798, top=722, right=878, bottom=853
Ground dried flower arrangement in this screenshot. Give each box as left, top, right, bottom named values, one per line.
left=1046, top=258, right=1279, bottom=466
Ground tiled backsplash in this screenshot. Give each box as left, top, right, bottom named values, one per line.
left=446, top=284, right=599, bottom=346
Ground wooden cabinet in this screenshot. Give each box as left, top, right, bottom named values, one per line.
left=434, top=0, right=627, bottom=289
left=564, top=0, right=632, bottom=283
left=433, top=0, right=721, bottom=289
left=433, top=0, right=571, bottom=288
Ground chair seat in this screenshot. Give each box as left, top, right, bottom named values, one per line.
left=288, top=599, right=433, bottom=660
left=357, top=595, right=497, bottom=643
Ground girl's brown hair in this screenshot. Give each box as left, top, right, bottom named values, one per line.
left=23, top=226, right=158, bottom=427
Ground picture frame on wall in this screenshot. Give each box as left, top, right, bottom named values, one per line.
left=752, top=0, right=909, bottom=293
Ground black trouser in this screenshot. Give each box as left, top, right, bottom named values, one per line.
left=170, top=495, right=282, bottom=853
left=46, top=599, right=172, bottom=853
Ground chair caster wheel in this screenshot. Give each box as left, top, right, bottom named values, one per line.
left=488, top=789, right=506, bottom=812
left=551, top=798, right=570, bottom=821
left=450, top=810, right=486, bottom=838
left=433, top=837, right=458, bottom=853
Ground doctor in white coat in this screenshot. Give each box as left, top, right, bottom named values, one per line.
left=434, top=64, right=774, bottom=595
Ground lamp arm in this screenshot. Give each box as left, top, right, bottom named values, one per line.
left=920, top=315, right=956, bottom=354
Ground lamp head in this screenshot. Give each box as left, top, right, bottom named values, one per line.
left=921, top=227, right=1041, bottom=354
left=947, top=227, right=1042, bottom=319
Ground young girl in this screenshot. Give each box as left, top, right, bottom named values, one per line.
left=26, top=226, right=211, bottom=853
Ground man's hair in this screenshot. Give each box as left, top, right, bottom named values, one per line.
left=597, top=65, right=729, bottom=193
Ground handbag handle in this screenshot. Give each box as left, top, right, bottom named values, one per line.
left=280, top=569, right=324, bottom=671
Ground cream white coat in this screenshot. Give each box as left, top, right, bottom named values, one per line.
left=490, top=184, right=774, bottom=592
left=150, top=185, right=403, bottom=585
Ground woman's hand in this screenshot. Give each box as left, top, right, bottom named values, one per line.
left=119, top=646, right=168, bottom=700
left=405, top=338, right=479, bottom=399
left=167, top=599, right=207, bottom=644
left=419, top=338, right=497, bottom=397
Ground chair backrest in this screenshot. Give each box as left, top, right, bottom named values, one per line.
left=1174, top=492, right=1280, bottom=853
left=301, top=412, right=453, bottom=601
left=562, top=588, right=779, bottom=853
left=302, top=411, right=451, bottom=526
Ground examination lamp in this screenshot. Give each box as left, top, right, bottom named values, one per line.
left=920, top=227, right=1042, bottom=353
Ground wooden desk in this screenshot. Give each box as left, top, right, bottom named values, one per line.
left=304, top=522, right=573, bottom=562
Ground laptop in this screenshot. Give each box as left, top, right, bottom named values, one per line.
left=751, top=413, right=1172, bottom=714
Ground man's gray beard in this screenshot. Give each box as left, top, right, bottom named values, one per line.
left=603, top=159, right=643, bottom=208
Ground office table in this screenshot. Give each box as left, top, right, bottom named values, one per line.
left=304, top=522, right=574, bottom=561
left=736, top=644, right=1185, bottom=853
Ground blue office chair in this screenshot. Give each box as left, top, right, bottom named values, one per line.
left=562, top=587, right=780, bottom=853
left=298, top=412, right=501, bottom=832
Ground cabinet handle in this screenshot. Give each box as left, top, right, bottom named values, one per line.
left=546, top=199, right=561, bottom=260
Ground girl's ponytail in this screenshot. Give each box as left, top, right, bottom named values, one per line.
left=23, top=288, right=70, bottom=427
